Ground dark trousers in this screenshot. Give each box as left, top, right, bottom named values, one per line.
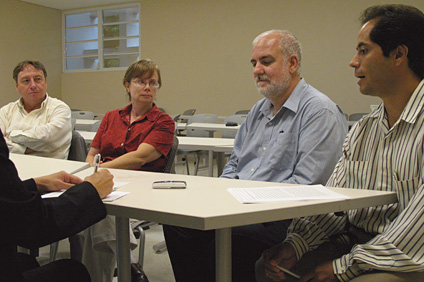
left=163, top=219, right=291, bottom=282
left=18, top=253, right=91, bottom=282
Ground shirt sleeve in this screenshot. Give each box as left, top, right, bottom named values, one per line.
left=283, top=138, right=351, bottom=259
left=0, top=104, right=26, bottom=154
left=0, top=131, right=106, bottom=248
left=8, top=102, right=72, bottom=153
left=333, top=183, right=424, bottom=280
left=220, top=117, right=247, bottom=179
left=282, top=107, right=347, bottom=185
left=142, top=114, right=175, bottom=157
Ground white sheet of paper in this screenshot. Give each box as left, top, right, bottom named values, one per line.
left=41, top=182, right=130, bottom=202
left=227, top=185, right=350, bottom=204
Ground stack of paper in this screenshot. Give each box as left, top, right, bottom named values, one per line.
left=228, top=185, right=350, bottom=204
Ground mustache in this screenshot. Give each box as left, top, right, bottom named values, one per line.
left=256, top=75, right=271, bottom=83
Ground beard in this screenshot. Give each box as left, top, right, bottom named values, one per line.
left=256, top=72, right=290, bottom=100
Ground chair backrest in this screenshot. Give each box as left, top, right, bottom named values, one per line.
left=187, top=113, right=219, bottom=137
left=71, top=111, right=95, bottom=120
left=348, top=113, right=368, bottom=121
left=91, top=120, right=102, bottom=132
left=235, top=110, right=249, bottom=115
left=71, top=118, right=76, bottom=130
left=68, top=130, right=88, bottom=161
left=171, top=113, right=181, bottom=122
left=179, top=109, right=196, bottom=123
left=159, top=107, right=166, bottom=113
left=163, top=136, right=179, bottom=174
left=222, top=114, right=247, bottom=138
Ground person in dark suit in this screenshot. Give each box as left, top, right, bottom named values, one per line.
left=0, top=130, right=114, bottom=282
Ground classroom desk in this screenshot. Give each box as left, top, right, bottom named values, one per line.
left=10, top=153, right=90, bottom=179
left=73, top=168, right=397, bottom=282
left=175, top=122, right=187, bottom=131
left=186, top=122, right=240, bottom=137
left=177, top=136, right=234, bottom=176
left=77, top=130, right=96, bottom=144
left=74, top=119, right=98, bottom=131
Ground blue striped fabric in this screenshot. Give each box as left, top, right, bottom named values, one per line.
left=285, top=80, right=424, bottom=281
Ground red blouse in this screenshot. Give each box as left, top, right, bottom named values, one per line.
left=91, top=104, right=175, bottom=172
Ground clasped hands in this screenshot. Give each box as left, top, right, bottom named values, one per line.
left=33, top=169, right=114, bottom=199
left=263, top=243, right=338, bottom=282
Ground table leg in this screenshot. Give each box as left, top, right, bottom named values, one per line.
left=216, top=152, right=226, bottom=176
left=116, top=216, right=131, bottom=282
left=208, top=150, right=214, bottom=177
left=216, top=228, right=232, bottom=282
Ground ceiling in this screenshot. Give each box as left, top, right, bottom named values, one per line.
left=20, top=0, right=132, bottom=10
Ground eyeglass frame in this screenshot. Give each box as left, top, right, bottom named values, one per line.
left=131, top=79, right=160, bottom=89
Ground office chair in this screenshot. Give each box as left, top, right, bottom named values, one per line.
left=222, top=114, right=246, bottom=138
left=235, top=110, right=250, bottom=115
left=91, top=120, right=102, bottom=132
left=49, top=130, right=88, bottom=262
left=348, top=113, right=368, bottom=121
left=178, top=114, right=219, bottom=175
left=131, top=136, right=179, bottom=269
left=71, top=110, right=95, bottom=120
left=179, top=109, right=196, bottom=124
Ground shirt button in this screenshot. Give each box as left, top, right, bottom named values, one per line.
left=251, top=168, right=255, bottom=172
left=121, top=143, right=124, bottom=146
left=128, top=128, right=131, bottom=131
left=263, top=147, right=266, bottom=150
left=268, top=122, right=272, bottom=125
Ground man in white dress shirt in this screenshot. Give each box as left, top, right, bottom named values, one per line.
left=256, top=4, right=424, bottom=282
left=0, top=60, right=72, bottom=159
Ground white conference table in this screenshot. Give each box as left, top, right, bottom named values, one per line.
left=10, top=153, right=90, bottom=179
left=178, top=136, right=234, bottom=176
left=186, top=122, right=240, bottom=137
left=73, top=167, right=397, bottom=282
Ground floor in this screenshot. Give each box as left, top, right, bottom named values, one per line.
left=37, top=153, right=217, bottom=282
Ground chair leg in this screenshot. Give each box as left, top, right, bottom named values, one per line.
left=152, top=241, right=167, bottom=253
left=184, top=154, right=190, bottom=175
left=136, top=226, right=146, bottom=270
left=194, top=153, right=200, bottom=175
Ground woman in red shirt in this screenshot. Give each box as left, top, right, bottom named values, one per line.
left=83, top=59, right=174, bottom=282
left=86, top=59, right=174, bottom=171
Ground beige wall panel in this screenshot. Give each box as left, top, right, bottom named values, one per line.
left=6, top=0, right=424, bottom=116
left=0, top=0, right=61, bottom=107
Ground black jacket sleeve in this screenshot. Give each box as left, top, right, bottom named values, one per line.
left=0, top=131, right=107, bottom=249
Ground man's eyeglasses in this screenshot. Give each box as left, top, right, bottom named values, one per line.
left=132, top=80, right=160, bottom=89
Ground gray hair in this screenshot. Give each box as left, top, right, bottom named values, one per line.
left=253, top=30, right=302, bottom=75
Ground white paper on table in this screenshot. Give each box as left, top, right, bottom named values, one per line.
left=227, top=185, right=350, bottom=204
left=41, top=181, right=130, bottom=202
left=102, top=191, right=129, bottom=202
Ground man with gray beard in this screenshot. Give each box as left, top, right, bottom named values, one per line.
left=163, top=29, right=348, bottom=282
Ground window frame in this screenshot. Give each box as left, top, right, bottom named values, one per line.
left=62, top=3, right=141, bottom=73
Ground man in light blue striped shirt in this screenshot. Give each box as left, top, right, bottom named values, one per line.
left=164, top=30, right=348, bottom=282
left=256, top=4, right=424, bottom=282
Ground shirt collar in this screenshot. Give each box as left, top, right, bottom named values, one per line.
left=119, top=103, right=160, bottom=123
left=398, top=79, right=424, bottom=124
left=364, top=79, right=424, bottom=127
left=259, top=78, right=306, bottom=118
left=17, top=93, right=49, bottom=113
